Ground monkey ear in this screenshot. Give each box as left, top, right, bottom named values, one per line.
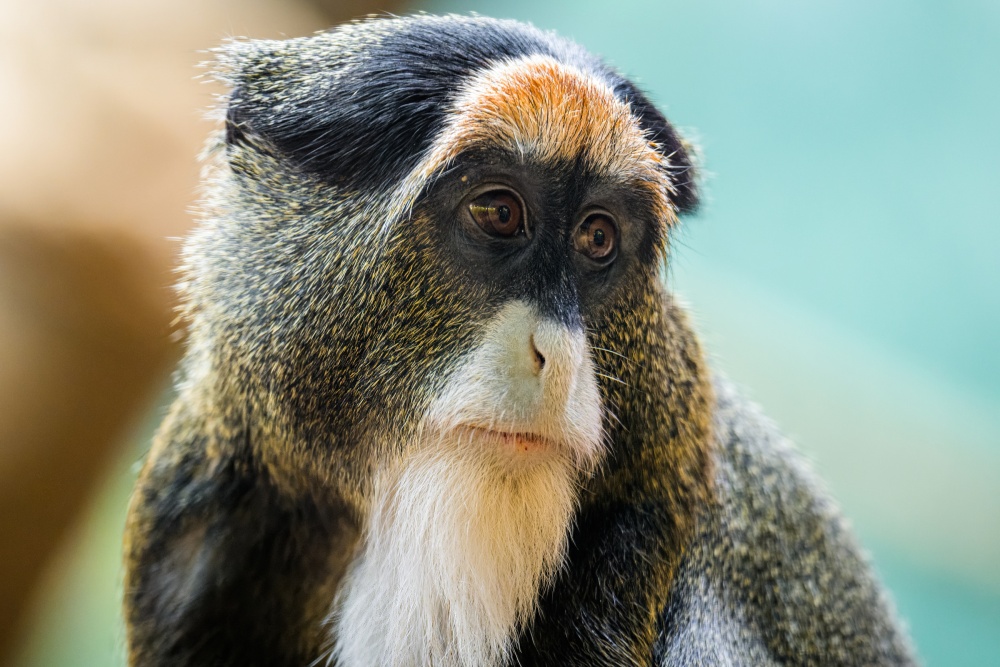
left=615, top=82, right=700, bottom=215
left=207, top=39, right=275, bottom=148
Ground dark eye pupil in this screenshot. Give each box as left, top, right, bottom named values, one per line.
left=497, top=205, right=511, bottom=224
left=593, top=228, right=605, bottom=247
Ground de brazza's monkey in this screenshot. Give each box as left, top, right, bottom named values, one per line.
left=123, top=14, right=918, bottom=667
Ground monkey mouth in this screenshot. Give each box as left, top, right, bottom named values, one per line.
left=452, top=424, right=558, bottom=458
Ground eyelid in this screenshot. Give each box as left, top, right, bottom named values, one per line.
left=464, top=180, right=521, bottom=199
left=576, top=205, right=616, bottom=222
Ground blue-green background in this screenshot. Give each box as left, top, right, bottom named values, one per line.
left=13, top=1, right=999, bottom=665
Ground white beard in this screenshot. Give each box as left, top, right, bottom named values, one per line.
left=329, top=432, right=580, bottom=667
left=329, top=301, right=604, bottom=666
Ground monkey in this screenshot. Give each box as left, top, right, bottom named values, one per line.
left=122, top=14, right=918, bottom=667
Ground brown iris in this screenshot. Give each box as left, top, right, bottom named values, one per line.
left=468, top=190, right=525, bottom=237
left=574, top=213, right=618, bottom=261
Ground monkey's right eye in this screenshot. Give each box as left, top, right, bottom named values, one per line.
left=468, top=190, right=525, bottom=237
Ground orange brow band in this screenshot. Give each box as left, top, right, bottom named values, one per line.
left=389, top=55, right=678, bottom=234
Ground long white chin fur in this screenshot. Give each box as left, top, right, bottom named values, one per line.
left=329, top=302, right=604, bottom=666
left=329, top=433, right=580, bottom=667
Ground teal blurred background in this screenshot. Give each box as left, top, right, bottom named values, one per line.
left=12, top=1, right=999, bottom=665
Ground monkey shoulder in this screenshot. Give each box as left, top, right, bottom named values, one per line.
left=654, top=377, right=918, bottom=666
left=123, top=404, right=357, bottom=667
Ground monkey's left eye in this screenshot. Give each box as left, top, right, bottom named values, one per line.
left=468, top=190, right=526, bottom=237
left=574, top=212, right=618, bottom=263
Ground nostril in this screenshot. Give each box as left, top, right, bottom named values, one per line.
left=530, top=334, right=546, bottom=373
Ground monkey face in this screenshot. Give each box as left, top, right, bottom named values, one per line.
left=407, top=169, right=663, bottom=471
left=371, top=53, right=683, bottom=473
left=189, top=16, right=697, bottom=502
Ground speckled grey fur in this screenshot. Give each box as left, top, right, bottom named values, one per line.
left=655, top=377, right=917, bottom=665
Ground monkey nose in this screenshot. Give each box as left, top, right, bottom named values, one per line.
left=530, top=333, right=546, bottom=375
left=527, top=320, right=584, bottom=406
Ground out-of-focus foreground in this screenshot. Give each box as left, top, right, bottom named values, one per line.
left=2, top=1, right=998, bottom=666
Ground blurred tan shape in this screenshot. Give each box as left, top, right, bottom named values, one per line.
left=0, top=0, right=403, bottom=661
left=0, top=225, right=178, bottom=657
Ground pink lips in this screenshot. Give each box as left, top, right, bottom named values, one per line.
left=456, top=425, right=553, bottom=454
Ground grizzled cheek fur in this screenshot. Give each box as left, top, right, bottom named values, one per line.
left=333, top=212, right=511, bottom=440
left=586, top=264, right=674, bottom=451
left=198, top=171, right=505, bottom=499
left=273, top=208, right=511, bottom=464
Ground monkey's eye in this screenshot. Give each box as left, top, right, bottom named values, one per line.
left=574, top=213, right=618, bottom=262
left=468, top=190, right=525, bottom=237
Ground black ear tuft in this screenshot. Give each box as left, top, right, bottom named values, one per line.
left=224, top=90, right=248, bottom=147
left=614, top=82, right=699, bottom=214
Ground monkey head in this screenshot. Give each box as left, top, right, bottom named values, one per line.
left=183, top=15, right=700, bottom=518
